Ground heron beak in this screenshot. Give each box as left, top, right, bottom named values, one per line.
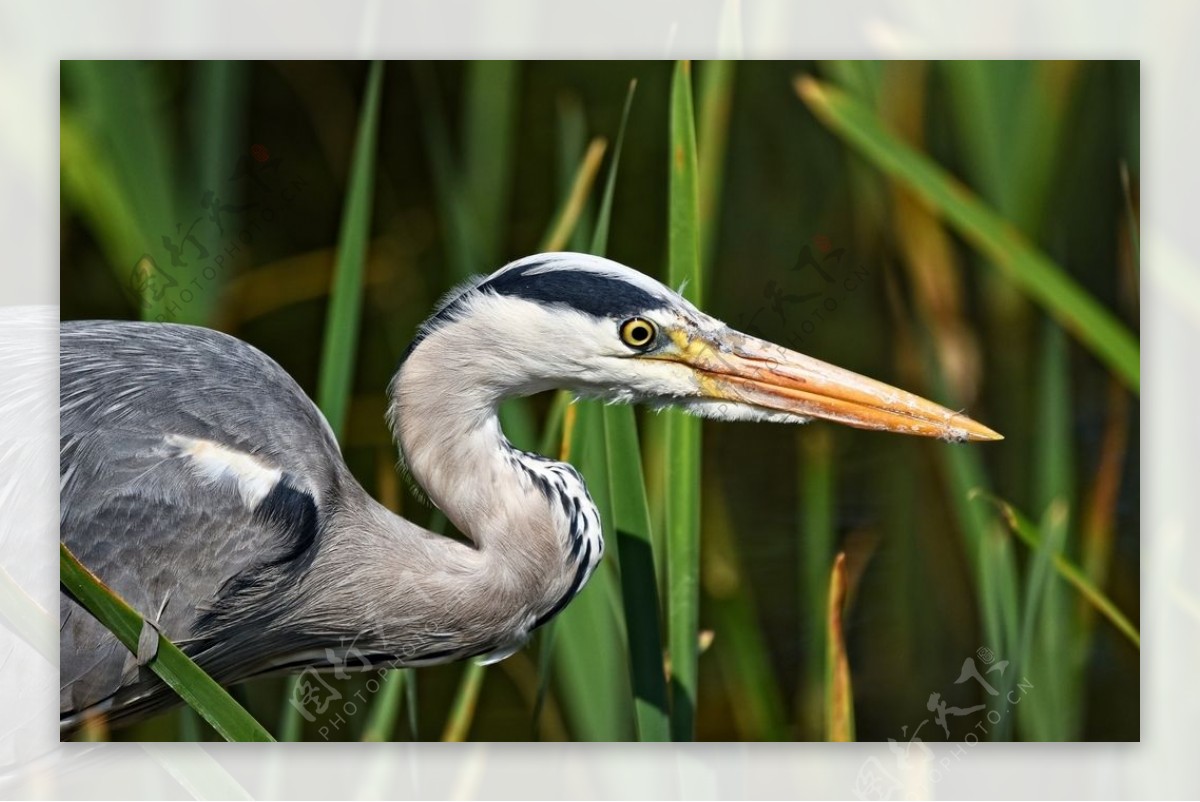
left=662, top=326, right=1002, bottom=442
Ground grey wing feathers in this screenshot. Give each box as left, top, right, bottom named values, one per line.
left=59, top=321, right=344, bottom=728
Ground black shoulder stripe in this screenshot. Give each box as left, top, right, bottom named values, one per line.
left=195, top=477, right=322, bottom=641
left=252, top=474, right=319, bottom=566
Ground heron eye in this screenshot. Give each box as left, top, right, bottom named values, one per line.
left=619, top=317, right=657, bottom=349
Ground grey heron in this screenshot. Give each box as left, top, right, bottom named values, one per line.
left=59, top=252, right=1000, bottom=733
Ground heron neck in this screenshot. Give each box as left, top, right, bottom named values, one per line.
left=386, top=353, right=603, bottom=638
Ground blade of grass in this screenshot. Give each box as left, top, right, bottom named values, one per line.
left=702, top=473, right=789, bottom=741
left=978, top=520, right=1022, bottom=740
left=412, top=62, right=478, bottom=282
left=604, top=398, right=672, bottom=744
left=65, top=61, right=179, bottom=321
left=59, top=112, right=146, bottom=312
left=315, top=60, right=384, bottom=438
left=498, top=405, right=537, bottom=457
left=938, top=62, right=1080, bottom=510
left=880, top=256, right=1018, bottom=736
left=698, top=61, right=790, bottom=743
left=1025, top=320, right=1081, bottom=739
left=461, top=61, right=519, bottom=262
left=603, top=407, right=669, bottom=741
left=281, top=61, right=384, bottom=741
left=526, top=120, right=618, bottom=740
left=555, top=94, right=596, bottom=252
left=361, top=663, right=408, bottom=741
left=586, top=78, right=670, bottom=742
left=441, top=663, right=486, bottom=742
left=821, top=61, right=890, bottom=237
left=488, top=652, right=569, bottom=741
left=973, top=493, right=1140, bottom=649
left=940, top=61, right=1023, bottom=225
left=1081, top=379, right=1130, bottom=604
left=405, top=667, right=419, bottom=739
left=60, top=543, right=274, bottom=742
left=186, top=60, right=247, bottom=325
left=798, top=426, right=835, bottom=739
left=1033, top=319, right=1075, bottom=537
left=796, top=76, right=1139, bottom=393
left=823, top=60, right=885, bottom=105
left=666, top=59, right=703, bottom=741
left=877, top=60, right=980, bottom=406
left=531, top=624, right=559, bottom=741
left=942, top=61, right=1079, bottom=238
left=552, top=399, right=634, bottom=740
left=1009, top=60, right=1080, bottom=235
left=921, top=329, right=1020, bottom=738
left=191, top=61, right=246, bottom=203
left=1016, top=498, right=1070, bottom=740
left=697, top=61, right=793, bottom=741
left=643, top=405, right=671, bottom=594
left=696, top=61, right=735, bottom=280
left=825, top=553, right=854, bottom=741
left=590, top=80, right=636, bottom=256
left=1119, top=162, right=1140, bottom=277
left=709, top=597, right=789, bottom=741
left=542, top=137, right=608, bottom=252
left=178, top=708, right=203, bottom=742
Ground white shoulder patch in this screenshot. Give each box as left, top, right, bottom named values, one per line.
left=167, top=435, right=282, bottom=509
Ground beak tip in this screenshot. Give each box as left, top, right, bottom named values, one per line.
left=965, top=422, right=1004, bottom=442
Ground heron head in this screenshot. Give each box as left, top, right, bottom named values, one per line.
left=401, top=253, right=1000, bottom=442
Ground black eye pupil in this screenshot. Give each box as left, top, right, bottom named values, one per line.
left=622, top=319, right=654, bottom=348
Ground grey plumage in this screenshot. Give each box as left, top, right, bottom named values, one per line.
left=60, top=318, right=596, bottom=730
left=59, top=252, right=999, bottom=733
left=61, top=320, right=354, bottom=725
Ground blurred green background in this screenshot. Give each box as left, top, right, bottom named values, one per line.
left=59, top=60, right=1139, bottom=742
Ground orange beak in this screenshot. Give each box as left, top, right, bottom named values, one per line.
left=661, top=326, right=1002, bottom=442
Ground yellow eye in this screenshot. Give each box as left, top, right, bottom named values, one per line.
left=619, top=317, right=657, bottom=349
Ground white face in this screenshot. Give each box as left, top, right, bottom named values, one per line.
left=423, top=289, right=716, bottom=406
left=406, top=254, right=1001, bottom=442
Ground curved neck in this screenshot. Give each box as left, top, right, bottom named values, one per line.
left=384, top=343, right=604, bottom=649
